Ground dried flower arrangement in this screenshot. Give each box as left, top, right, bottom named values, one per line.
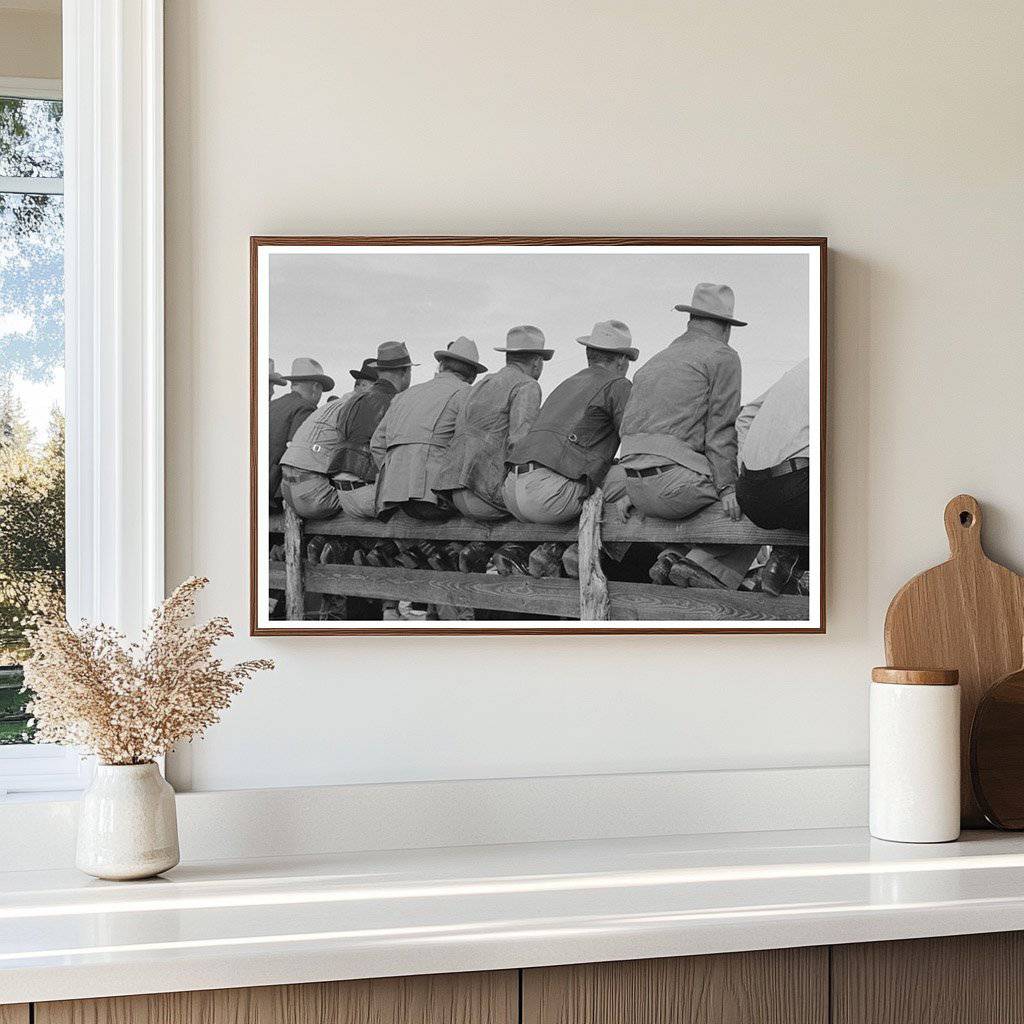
left=23, top=577, right=273, bottom=765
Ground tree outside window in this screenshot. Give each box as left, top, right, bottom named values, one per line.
left=0, top=93, right=65, bottom=744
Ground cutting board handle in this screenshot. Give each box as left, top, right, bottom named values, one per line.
left=944, top=494, right=983, bottom=559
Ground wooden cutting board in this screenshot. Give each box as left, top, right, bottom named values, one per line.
left=884, top=494, right=1024, bottom=826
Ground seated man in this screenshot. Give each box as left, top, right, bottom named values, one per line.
left=618, top=283, right=756, bottom=589
left=279, top=342, right=412, bottom=520
left=371, top=337, right=486, bottom=521
left=268, top=356, right=333, bottom=509
left=503, top=320, right=636, bottom=525
left=735, top=357, right=811, bottom=595
left=433, top=325, right=550, bottom=521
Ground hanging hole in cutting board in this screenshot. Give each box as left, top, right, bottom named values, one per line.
left=960, top=510, right=974, bottom=527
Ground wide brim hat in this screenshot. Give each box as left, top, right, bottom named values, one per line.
left=284, top=356, right=335, bottom=390
left=494, top=324, right=554, bottom=360
left=349, top=358, right=379, bottom=382
left=576, top=319, right=639, bottom=361
left=434, top=335, right=488, bottom=374
left=269, top=358, right=287, bottom=386
left=375, top=340, right=419, bottom=370
left=674, top=282, right=747, bottom=327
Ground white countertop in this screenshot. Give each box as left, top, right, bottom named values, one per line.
left=4, top=826, right=1024, bottom=1004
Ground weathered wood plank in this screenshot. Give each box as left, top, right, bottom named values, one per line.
left=268, top=564, right=809, bottom=621
left=283, top=504, right=305, bottom=621
left=269, top=505, right=809, bottom=547
left=578, top=489, right=610, bottom=620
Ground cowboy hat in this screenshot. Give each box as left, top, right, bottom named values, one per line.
left=375, top=340, right=418, bottom=369
left=494, top=324, right=554, bottom=360
left=674, top=283, right=747, bottom=327
left=269, top=358, right=287, bottom=386
left=576, top=319, right=639, bottom=361
left=283, top=356, right=335, bottom=390
left=349, top=357, right=379, bottom=382
left=434, top=336, right=488, bottom=374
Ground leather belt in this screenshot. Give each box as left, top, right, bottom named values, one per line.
left=741, top=457, right=810, bottom=481
left=624, top=465, right=669, bottom=479
left=336, top=479, right=371, bottom=491
left=509, top=461, right=542, bottom=476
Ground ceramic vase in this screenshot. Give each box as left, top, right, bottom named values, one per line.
left=76, top=762, right=180, bottom=880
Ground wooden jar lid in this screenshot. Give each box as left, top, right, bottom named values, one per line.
left=871, top=667, right=960, bottom=686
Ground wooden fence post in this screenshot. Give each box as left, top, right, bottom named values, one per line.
left=284, top=504, right=305, bottom=621
left=578, top=488, right=610, bottom=621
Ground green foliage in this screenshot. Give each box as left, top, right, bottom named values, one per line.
left=0, top=387, right=65, bottom=673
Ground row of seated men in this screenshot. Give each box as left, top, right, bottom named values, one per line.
left=268, top=282, right=810, bottom=603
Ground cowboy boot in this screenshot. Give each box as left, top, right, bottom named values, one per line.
left=395, top=545, right=429, bottom=569
left=760, top=546, right=801, bottom=597
left=668, top=560, right=728, bottom=590
left=562, top=543, right=580, bottom=579
left=649, top=545, right=688, bottom=585
left=269, top=543, right=285, bottom=562
left=529, top=542, right=565, bottom=578
left=458, top=542, right=494, bottom=574
left=365, top=540, right=400, bottom=567
left=305, top=535, right=325, bottom=564
left=491, top=543, right=531, bottom=576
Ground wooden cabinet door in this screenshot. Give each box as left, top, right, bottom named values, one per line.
left=35, top=970, right=517, bottom=1024
left=0, top=1007, right=29, bottom=1024
left=833, top=932, right=1024, bottom=1024
left=523, top=948, right=828, bottom=1024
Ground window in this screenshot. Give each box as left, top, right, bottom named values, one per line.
left=0, top=78, right=85, bottom=799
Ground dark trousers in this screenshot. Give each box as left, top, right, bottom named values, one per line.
left=736, top=467, right=810, bottom=532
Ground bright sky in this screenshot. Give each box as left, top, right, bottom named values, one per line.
left=268, top=250, right=812, bottom=403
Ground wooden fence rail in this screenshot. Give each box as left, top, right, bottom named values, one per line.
left=270, top=493, right=810, bottom=624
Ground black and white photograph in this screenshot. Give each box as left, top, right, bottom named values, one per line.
left=252, top=238, right=825, bottom=634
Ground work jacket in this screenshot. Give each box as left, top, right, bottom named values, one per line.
left=433, top=364, right=542, bottom=508
left=268, top=390, right=318, bottom=500
left=510, top=365, right=632, bottom=492
left=619, top=323, right=742, bottom=493
left=281, top=379, right=396, bottom=482
left=371, top=371, right=469, bottom=512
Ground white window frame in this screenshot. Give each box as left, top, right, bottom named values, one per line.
left=0, top=1, right=164, bottom=800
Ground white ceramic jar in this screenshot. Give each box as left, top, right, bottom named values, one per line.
left=76, top=762, right=180, bottom=880
left=870, top=667, right=960, bottom=843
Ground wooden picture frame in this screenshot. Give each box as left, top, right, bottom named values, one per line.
left=251, top=236, right=827, bottom=635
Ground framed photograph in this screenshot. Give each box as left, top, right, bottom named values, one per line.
left=251, top=236, right=826, bottom=635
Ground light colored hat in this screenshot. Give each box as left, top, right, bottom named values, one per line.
left=269, top=358, right=287, bottom=385
left=576, top=319, right=639, bottom=361
left=674, top=283, right=747, bottom=327
left=283, top=356, right=335, bottom=390
left=434, top=336, right=488, bottom=374
left=494, top=324, right=554, bottom=360
left=375, top=340, right=418, bottom=369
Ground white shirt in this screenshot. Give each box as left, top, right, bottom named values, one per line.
left=736, top=358, right=811, bottom=471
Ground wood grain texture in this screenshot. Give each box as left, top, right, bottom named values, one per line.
left=884, top=494, right=1024, bottom=826
left=578, top=488, right=610, bottom=620
left=268, top=506, right=809, bottom=548
left=522, top=949, right=827, bottom=1024
left=0, top=1006, right=29, bottom=1024
left=871, top=667, right=959, bottom=686
left=36, top=971, right=517, bottom=1024
left=267, top=564, right=810, bottom=621
left=283, top=503, right=305, bottom=621
left=833, top=932, right=1024, bottom=1024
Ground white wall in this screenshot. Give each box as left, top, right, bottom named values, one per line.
left=164, top=0, right=1024, bottom=792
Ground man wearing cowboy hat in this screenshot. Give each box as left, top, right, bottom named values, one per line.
left=434, top=324, right=551, bottom=521
left=371, top=336, right=487, bottom=521
left=268, top=356, right=334, bottom=509
left=268, top=358, right=287, bottom=401
left=279, top=342, right=412, bottom=520
left=503, top=320, right=636, bottom=526
left=618, top=283, right=757, bottom=589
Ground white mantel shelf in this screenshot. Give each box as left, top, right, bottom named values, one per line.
left=4, top=826, right=1024, bottom=1004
